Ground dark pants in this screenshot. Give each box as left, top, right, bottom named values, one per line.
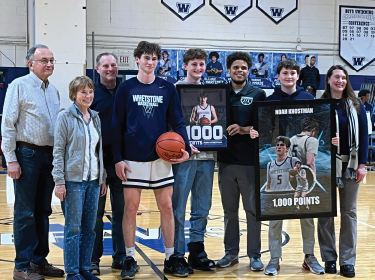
left=218, top=162, right=261, bottom=258
left=92, top=164, right=126, bottom=263
left=318, top=164, right=360, bottom=266
left=13, top=147, right=54, bottom=270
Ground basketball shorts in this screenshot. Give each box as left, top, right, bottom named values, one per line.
left=122, top=158, right=174, bottom=189
left=295, top=184, right=308, bottom=193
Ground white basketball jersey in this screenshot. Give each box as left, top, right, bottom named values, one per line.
left=197, top=104, right=211, bottom=120
left=267, top=157, right=299, bottom=191
left=296, top=169, right=308, bottom=188
left=288, top=134, right=319, bottom=165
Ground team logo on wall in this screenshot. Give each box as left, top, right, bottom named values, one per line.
left=210, top=0, right=252, bottom=22
left=339, top=6, right=375, bottom=72
left=161, top=0, right=205, bottom=21
left=256, top=0, right=298, bottom=24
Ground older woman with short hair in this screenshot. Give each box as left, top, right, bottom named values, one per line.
left=53, top=76, right=107, bottom=280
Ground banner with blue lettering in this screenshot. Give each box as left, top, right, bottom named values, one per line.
left=210, top=0, right=253, bottom=22
left=256, top=0, right=298, bottom=24
left=161, top=0, right=205, bottom=21
left=339, top=5, right=375, bottom=72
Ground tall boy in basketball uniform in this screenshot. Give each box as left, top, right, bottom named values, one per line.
left=172, top=48, right=216, bottom=274
left=111, top=41, right=191, bottom=279
left=263, top=59, right=324, bottom=276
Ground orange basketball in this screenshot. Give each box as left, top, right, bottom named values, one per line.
left=199, top=117, right=211, bottom=126
left=289, top=169, right=298, bottom=176
left=156, top=132, right=185, bottom=162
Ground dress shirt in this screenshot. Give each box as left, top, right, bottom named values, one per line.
left=1, top=71, right=60, bottom=162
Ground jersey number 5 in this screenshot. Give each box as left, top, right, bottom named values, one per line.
left=277, top=175, right=282, bottom=184
left=292, top=144, right=298, bottom=157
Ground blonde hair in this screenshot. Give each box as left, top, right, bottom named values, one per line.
left=69, top=76, right=94, bottom=101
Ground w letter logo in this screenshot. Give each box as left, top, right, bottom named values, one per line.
left=224, top=5, right=238, bottom=16
left=270, top=7, right=284, bottom=18
left=352, top=57, right=365, bottom=66
left=176, top=3, right=191, bottom=13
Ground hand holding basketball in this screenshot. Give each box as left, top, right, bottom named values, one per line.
left=169, top=149, right=190, bottom=164
left=289, top=169, right=298, bottom=176
left=156, top=132, right=185, bottom=162
left=199, top=117, right=211, bottom=126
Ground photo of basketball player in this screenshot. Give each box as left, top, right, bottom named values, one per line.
left=190, top=90, right=218, bottom=126
left=206, top=51, right=223, bottom=77
left=292, top=162, right=309, bottom=209
left=265, top=136, right=300, bottom=192
left=252, top=53, right=268, bottom=78
left=288, top=117, right=319, bottom=173
left=158, top=50, right=172, bottom=76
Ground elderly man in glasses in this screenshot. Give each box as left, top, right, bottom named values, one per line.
left=1, top=44, right=64, bottom=280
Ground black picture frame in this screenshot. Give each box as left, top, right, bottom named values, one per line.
left=176, top=84, right=231, bottom=151
left=253, top=99, right=337, bottom=221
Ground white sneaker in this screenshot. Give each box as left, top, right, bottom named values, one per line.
left=264, top=257, right=280, bottom=276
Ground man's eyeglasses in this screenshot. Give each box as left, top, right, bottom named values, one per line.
left=33, top=59, right=56, bottom=65
left=276, top=143, right=286, bottom=147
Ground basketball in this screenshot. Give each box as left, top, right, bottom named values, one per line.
left=289, top=169, right=298, bottom=176
left=199, top=117, right=211, bottom=126
left=156, top=132, right=185, bottom=162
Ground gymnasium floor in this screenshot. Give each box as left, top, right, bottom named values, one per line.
left=1, top=170, right=375, bottom=279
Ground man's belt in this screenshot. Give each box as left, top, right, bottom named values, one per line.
left=16, top=141, right=53, bottom=153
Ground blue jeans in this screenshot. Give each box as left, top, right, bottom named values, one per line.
left=92, top=164, right=125, bottom=263
left=64, top=180, right=100, bottom=274
left=13, top=147, right=54, bottom=270
left=172, top=160, right=215, bottom=258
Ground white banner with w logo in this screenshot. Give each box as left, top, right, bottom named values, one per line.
left=339, top=5, right=375, bottom=72
left=210, top=0, right=252, bottom=22
left=162, top=0, right=205, bottom=21
left=256, top=0, right=298, bottom=24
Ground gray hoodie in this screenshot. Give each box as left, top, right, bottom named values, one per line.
left=52, top=104, right=106, bottom=186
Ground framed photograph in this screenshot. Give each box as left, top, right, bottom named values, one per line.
left=176, top=84, right=230, bottom=151
left=253, top=100, right=337, bottom=221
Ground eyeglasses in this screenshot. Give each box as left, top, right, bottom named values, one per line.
left=33, top=59, right=56, bottom=65
left=276, top=143, right=286, bottom=147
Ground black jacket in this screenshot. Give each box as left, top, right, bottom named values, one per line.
left=297, top=66, right=320, bottom=90
left=90, top=77, right=121, bottom=165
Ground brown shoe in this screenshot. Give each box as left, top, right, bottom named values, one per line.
left=31, top=263, right=64, bottom=277
left=13, top=268, right=45, bottom=280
